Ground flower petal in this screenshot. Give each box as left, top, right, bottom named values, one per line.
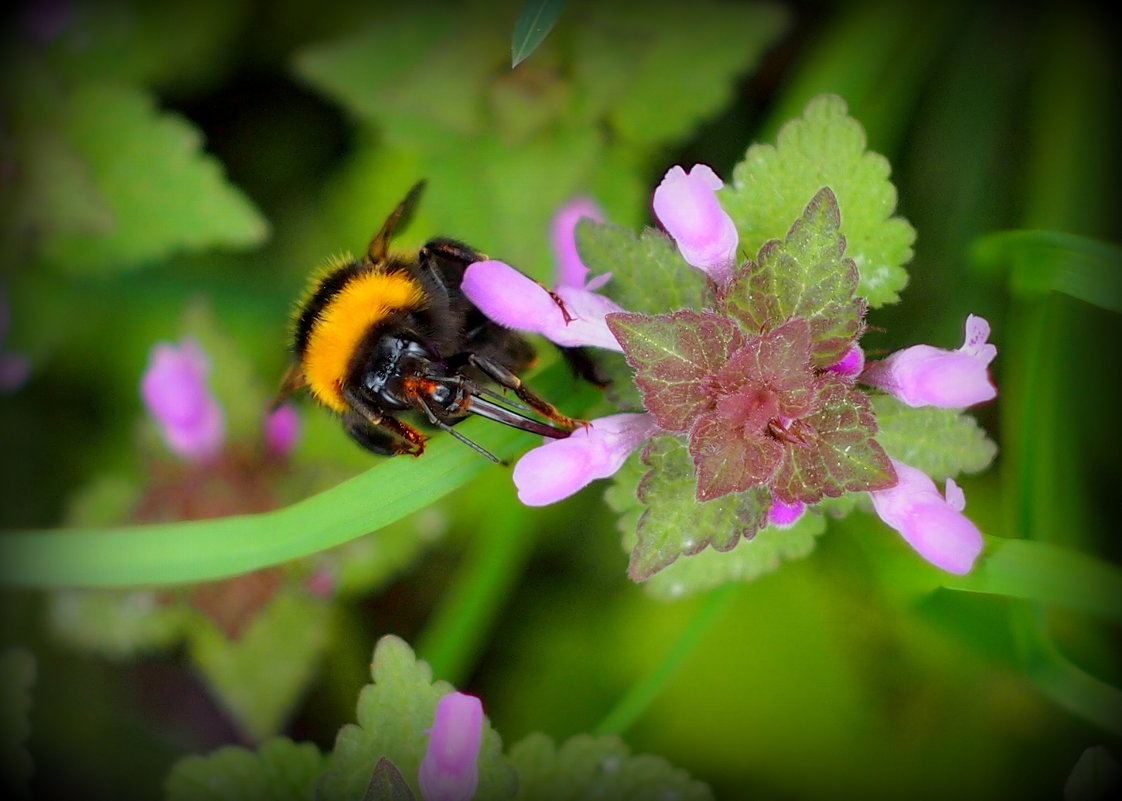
left=652, top=164, right=739, bottom=284
left=264, top=403, right=301, bottom=457
left=140, top=338, right=225, bottom=461
left=513, top=413, right=655, bottom=506
left=418, top=692, right=482, bottom=801
left=869, top=460, right=983, bottom=574
left=551, top=196, right=605, bottom=289
left=767, top=499, right=805, bottom=528
left=462, top=260, right=624, bottom=351
left=860, top=315, right=997, bottom=408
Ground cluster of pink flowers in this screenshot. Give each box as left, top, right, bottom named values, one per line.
left=461, top=164, right=998, bottom=575
left=139, top=338, right=300, bottom=462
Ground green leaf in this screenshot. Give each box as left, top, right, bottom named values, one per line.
left=38, top=82, right=268, bottom=273
left=576, top=221, right=710, bottom=315
left=319, top=636, right=515, bottom=801
left=722, top=94, right=914, bottom=307
left=722, top=187, right=864, bottom=366
left=600, top=1, right=788, bottom=146
left=771, top=382, right=895, bottom=503
left=187, top=589, right=331, bottom=741
left=872, top=396, right=998, bottom=480
left=969, top=229, right=1122, bottom=312
left=46, top=588, right=188, bottom=659
left=630, top=436, right=769, bottom=581
left=294, top=11, right=502, bottom=145
left=508, top=732, right=713, bottom=801
left=642, top=512, right=827, bottom=600
left=606, top=310, right=743, bottom=431
left=165, top=737, right=326, bottom=801
left=511, top=0, right=566, bottom=68
left=0, top=648, right=35, bottom=800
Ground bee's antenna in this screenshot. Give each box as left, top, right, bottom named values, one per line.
left=367, top=180, right=427, bottom=262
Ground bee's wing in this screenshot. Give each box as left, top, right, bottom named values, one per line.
left=270, top=363, right=306, bottom=410
left=366, top=180, right=427, bottom=262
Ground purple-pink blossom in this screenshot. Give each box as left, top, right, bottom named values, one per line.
left=551, top=196, right=608, bottom=290
left=513, top=413, right=656, bottom=506
left=140, top=338, right=225, bottom=462
left=461, top=260, right=623, bottom=352
left=652, top=164, right=739, bottom=284
left=826, top=344, right=865, bottom=380
left=869, top=459, right=984, bottom=575
left=264, top=403, right=301, bottom=457
left=861, top=315, right=997, bottom=408
left=418, top=692, right=483, bottom=801
left=767, top=499, right=805, bottom=528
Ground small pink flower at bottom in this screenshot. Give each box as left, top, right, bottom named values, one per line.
left=861, top=315, right=997, bottom=408
left=461, top=260, right=623, bottom=352
left=869, top=459, right=983, bottom=575
left=418, top=692, right=483, bottom=801
left=652, top=164, right=739, bottom=284
left=140, top=338, right=225, bottom=462
left=513, top=413, right=656, bottom=506
left=768, top=499, right=805, bottom=528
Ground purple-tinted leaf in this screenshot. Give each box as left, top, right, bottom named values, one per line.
left=689, top=413, right=783, bottom=501
left=607, top=310, right=742, bottom=431
left=363, top=758, right=417, bottom=801
left=714, top=318, right=817, bottom=422
left=721, top=188, right=864, bottom=366
left=770, top=381, right=896, bottom=504
left=629, top=436, right=770, bottom=580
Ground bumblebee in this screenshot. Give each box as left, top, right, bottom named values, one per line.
left=275, top=182, right=581, bottom=463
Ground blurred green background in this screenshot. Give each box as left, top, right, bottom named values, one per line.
left=1, top=0, right=1119, bottom=799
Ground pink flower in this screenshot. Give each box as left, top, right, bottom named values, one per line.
left=767, top=499, right=805, bottom=528
left=139, top=339, right=225, bottom=462
left=869, top=459, right=984, bottom=574
left=861, top=315, right=997, bottom=408
left=418, top=692, right=483, bottom=801
left=0, top=284, right=29, bottom=393
left=551, top=196, right=608, bottom=290
left=264, top=403, right=301, bottom=457
left=652, top=164, right=739, bottom=284
left=461, top=260, right=624, bottom=352
left=513, top=414, right=656, bottom=506
left=825, top=344, right=865, bottom=380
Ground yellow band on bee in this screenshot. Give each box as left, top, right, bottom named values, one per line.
left=303, top=270, right=425, bottom=412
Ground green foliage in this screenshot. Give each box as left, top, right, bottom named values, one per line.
left=627, top=436, right=770, bottom=581
left=722, top=95, right=914, bottom=307
left=511, top=0, right=566, bottom=68
left=188, top=589, right=331, bottom=742
left=165, top=738, right=326, bottom=801
left=577, top=222, right=709, bottom=316
left=30, top=81, right=268, bottom=273
left=872, top=397, right=998, bottom=480
left=319, top=636, right=516, bottom=801
left=641, top=512, right=826, bottom=600
left=0, top=648, right=35, bottom=800
left=723, top=187, right=864, bottom=367
left=47, top=589, right=188, bottom=659
left=508, top=732, right=713, bottom=801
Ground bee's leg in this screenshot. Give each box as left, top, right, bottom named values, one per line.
left=341, top=387, right=427, bottom=456
left=468, top=354, right=582, bottom=431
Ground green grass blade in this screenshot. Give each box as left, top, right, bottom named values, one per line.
left=942, top=537, right=1122, bottom=624
left=970, top=230, right=1122, bottom=312
left=0, top=365, right=585, bottom=589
